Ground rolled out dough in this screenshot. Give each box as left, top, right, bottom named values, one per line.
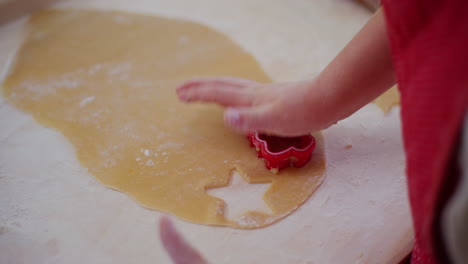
left=2, top=9, right=326, bottom=229
left=374, top=85, right=400, bottom=114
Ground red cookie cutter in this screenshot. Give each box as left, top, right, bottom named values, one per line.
left=247, top=132, right=316, bottom=172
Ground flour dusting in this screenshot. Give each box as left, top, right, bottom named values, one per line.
left=79, top=96, right=95, bottom=107
left=143, top=149, right=151, bottom=157
left=157, top=142, right=183, bottom=151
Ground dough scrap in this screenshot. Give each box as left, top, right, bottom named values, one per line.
left=2, top=9, right=326, bottom=229
left=373, top=85, right=400, bottom=114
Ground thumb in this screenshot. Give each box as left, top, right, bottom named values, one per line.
left=224, top=106, right=273, bottom=133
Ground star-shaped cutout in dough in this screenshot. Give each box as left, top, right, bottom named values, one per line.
left=206, top=172, right=272, bottom=220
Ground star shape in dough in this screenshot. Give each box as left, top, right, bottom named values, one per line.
left=206, top=172, right=272, bottom=220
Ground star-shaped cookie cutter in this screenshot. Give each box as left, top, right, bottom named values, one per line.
left=247, top=132, right=316, bottom=173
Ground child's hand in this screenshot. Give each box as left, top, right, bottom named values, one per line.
left=177, top=9, right=395, bottom=137
left=177, top=77, right=335, bottom=136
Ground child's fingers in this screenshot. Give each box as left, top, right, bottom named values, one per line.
left=159, top=217, right=207, bottom=264
left=178, top=77, right=257, bottom=91
left=180, top=85, right=254, bottom=106
left=177, top=78, right=258, bottom=107
left=224, top=106, right=276, bottom=134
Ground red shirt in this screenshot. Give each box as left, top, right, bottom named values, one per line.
left=381, top=0, right=468, bottom=263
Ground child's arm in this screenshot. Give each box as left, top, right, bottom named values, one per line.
left=177, top=8, right=395, bottom=136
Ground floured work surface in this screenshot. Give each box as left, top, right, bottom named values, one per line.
left=2, top=9, right=326, bottom=229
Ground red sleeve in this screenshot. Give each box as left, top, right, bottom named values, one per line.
left=380, top=0, right=468, bottom=263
